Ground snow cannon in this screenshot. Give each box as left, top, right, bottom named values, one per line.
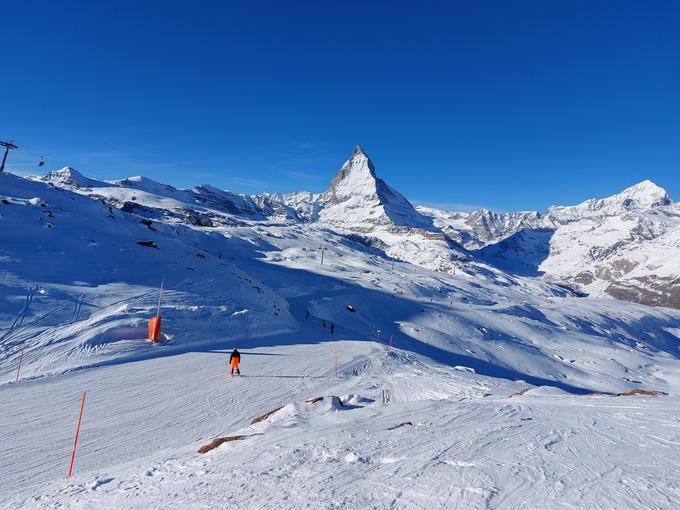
left=148, top=278, right=164, bottom=343
left=148, top=316, right=162, bottom=343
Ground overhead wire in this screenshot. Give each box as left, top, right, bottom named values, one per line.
left=11, top=143, right=71, bottom=170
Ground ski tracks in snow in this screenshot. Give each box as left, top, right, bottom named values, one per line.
left=3, top=342, right=680, bottom=509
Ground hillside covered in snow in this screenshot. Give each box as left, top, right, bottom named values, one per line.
left=420, top=180, right=680, bottom=308
left=1, top=148, right=680, bottom=509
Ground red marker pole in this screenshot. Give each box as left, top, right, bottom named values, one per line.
left=68, top=392, right=87, bottom=477
left=15, top=344, right=25, bottom=383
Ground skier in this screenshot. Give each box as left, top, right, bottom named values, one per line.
left=229, top=348, right=241, bottom=376
left=322, top=320, right=326, bottom=329
left=306, top=311, right=310, bottom=319
left=330, top=322, right=335, bottom=335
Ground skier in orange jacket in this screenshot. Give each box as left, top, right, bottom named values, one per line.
left=229, top=348, right=241, bottom=376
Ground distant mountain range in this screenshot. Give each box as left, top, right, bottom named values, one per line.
left=32, top=146, right=680, bottom=309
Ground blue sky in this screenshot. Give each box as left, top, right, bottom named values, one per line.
left=3, top=0, right=679, bottom=212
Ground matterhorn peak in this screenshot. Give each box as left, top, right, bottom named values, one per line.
left=319, top=146, right=433, bottom=231
left=326, top=145, right=378, bottom=200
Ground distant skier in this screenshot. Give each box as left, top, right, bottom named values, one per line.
left=306, top=311, right=310, bottom=319
left=229, top=348, right=241, bottom=376
left=322, top=320, right=326, bottom=329
left=330, top=322, right=335, bottom=335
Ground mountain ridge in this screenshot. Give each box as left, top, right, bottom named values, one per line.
left=25, top=147, right=680, bottom=309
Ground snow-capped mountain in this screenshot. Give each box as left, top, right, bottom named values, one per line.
left=544, top=179, right=673, bottom=223
left=26, top=149, right=680, bottom=309
left=419, top=207, right=541, bottom=249
left=32, top=167, right=267, bottom=224
left=33, top=147, right=474, bottom=276
left=317, top=145, right=433, bottom=231
left=424, top=180, right=680, bottom=308
left=536, top=188, right=680, bottom=307
left=308, top=145, right=470, bottom=274
left=420, top=180, right=675, bottom=249
left=39, top=166, right=108, bottom=190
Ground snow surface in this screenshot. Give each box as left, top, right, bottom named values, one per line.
left=2, top=166, right=680, bottom=509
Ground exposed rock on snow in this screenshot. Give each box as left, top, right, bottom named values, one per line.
left=197, top=434, right=259, bottom=454
left=251, top=406, right=285, bottom=425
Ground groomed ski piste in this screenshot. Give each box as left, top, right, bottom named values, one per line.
left=2, top=169, right=680, bottom=509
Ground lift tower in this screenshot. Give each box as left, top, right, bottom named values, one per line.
left=0, top=140, right=18, bottom=173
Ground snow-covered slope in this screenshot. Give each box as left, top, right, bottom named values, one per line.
left=1, top=171, right=294, bottom=377
left=5, top=343, right=679, bottom=509
left=3, top=164, right=680, bottom=509
left=537, top=207, right=680, bottom=307
left=32, top=169, right=266, bottom=223
left=424, top=180, right=680, bottom=308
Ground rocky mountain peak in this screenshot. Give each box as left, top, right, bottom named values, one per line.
left=353, top=144, right=367, bottom=157
left=319, top=146, right=433, bottom=230
left=543, top=179, right=673, bottom=223
left=36, top=166, right=104, bottom=189
left=43, top=166, right=84, bottom=182
left=325, top=145, right=378, bottom=201
left=614, top=180, right=671, bottom=208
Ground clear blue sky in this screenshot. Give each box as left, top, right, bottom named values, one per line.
left=3, top=0, right=679, bottom=211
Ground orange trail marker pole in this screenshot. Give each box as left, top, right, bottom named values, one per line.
left=15, top=344, right=25, bottom=383
left=68, top=392, right=87, bottom=477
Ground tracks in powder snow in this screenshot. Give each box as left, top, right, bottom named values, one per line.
left=3, top=339, right=680, bottom=509
left=1, top=285, right=38, bottom=343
